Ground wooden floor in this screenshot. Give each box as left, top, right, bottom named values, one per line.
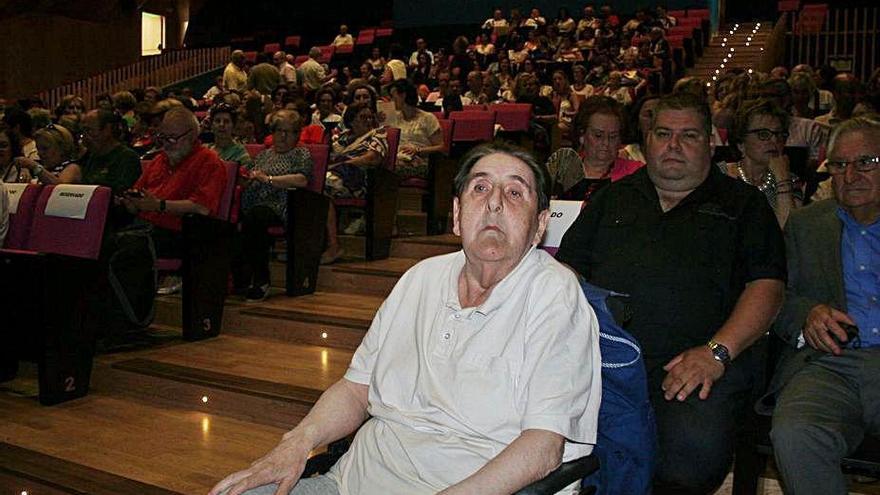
left=3, top=229, right=879, bottom=495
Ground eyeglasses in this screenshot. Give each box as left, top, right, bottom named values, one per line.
left=156, top=128, right=194, bottom=144
left=825, top=155, right=880, bottom=175
left=744, top=128, right=789, bottom=141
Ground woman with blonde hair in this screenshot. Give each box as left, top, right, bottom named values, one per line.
left=14, top=123, right=82, bottom=184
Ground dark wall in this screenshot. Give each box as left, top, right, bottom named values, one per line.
left=393, top=0, right=707, bottom=28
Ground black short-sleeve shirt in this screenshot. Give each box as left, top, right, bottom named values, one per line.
left=556, top=166, right=786, bottom=365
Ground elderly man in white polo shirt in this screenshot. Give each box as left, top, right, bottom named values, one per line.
left=210, top=143, right=602, bottom=495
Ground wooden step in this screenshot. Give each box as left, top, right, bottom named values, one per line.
left=390, top=233, right=461, bottom=258
left=316, top=257, right=420, bottom=296
left=92, top=335, right=351, bottom=429
left=0, top=390, right=287, bottom=494
left=0, top=442, right=183, bottom=495
left=397, top=209, right=428, bottom=236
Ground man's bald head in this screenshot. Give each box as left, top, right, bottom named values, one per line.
left=160, top=107, right=199, bottom=165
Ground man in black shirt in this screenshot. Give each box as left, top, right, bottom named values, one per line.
left=556, top=93, right=786, bottom=494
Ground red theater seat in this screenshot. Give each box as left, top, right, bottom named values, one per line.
left=2, top=183, right=41, bottom=250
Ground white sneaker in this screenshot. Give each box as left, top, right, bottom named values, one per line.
left=343, top=217, right=366, bottom=235
left=156, top=275, right=182, bottom=295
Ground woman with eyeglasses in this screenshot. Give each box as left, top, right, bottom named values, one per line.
left=546, top=95, right=642, bottom=202
left=206, top=104, right=253, bottom=170
left=723, top=98, right=801, bottom=227
left=322, top=102, right=388, bottom=263
left=235, top=109, right=312, bottom=302
left=13, top=124, right=82, bottom=184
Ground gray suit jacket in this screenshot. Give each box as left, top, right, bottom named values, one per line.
left=758, top=199, right=847, bottom=413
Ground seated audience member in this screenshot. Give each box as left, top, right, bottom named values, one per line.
left=408, top=38, right=434, bottom=68
left=556, top=93, right=786, bottom=493
left=410, top=52, right=433, bottom=88
left=120, top=107, right=228, bottom=292
left=620, top=95, right=659, bottom=163
left=788, top=72, right=819, bottom=119
left=80, top=109, right=141, bottom=194
left=550, top=70, right=580, bottom=140
left=765, top=116, right=880, bottom=495
left=0, top=130, right=21, bottom=183
left=332, top=25, right=354, bottom=47
left=56, top=95, right=86, bottom=119
left=464, top=70, right=486, bottom=104
left=224, top=50, right=248, bottom=93
left=442, top=78, right=470, bottom=115
left=556, top=7, right=576, bottom=35
left=14, top=123, right=82, bottom=184
left=311, top=88, right=343, bottom=132
left=571, top=65, right=596, bottom=101
left=113, top=91, right=138, bottom=131
left=234, top=110, right=312, bottom=302
left=203, top=76, right=225, bottom=101
left=815, top=73, right=866, bottom=127
left=144, top=86, right=163, bottom=103
left=547, top=95, right=642, bottom=202
left=723, top=99, right=801, bottom=227
left=322, top=102, right=388, bottom=261
left=601, top=72, right=634, bottom=106
left=367, top=47, right=386, bottom=75
left=791, top=64, right=835, bottom=115
left=756, top=79, right=830, bottom=163
left=28, top=108, right=52, bottom=129
left=515, top=73, right=556, bottom=150
left=0, top=181, right=7, bottom=247
left=3, top=107, right=39, bottom=160
left=481, top=8, right=508, bottom=35
left=206, top=104, right=253, bottom=169
left=210, top=142, right=601, bottom=495
left=524, top=7, right=547, bottom=30
left=386, top=80, right=443, bottom=178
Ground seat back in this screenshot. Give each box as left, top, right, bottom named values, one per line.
left=284, top=35, right=301, bottom=50
left=317, top=45, right=335, bottom=64
left=3, top=183, right=41, bottom=250
left=449, top=110, right=496, bottom=142
left=375, top=27, right=393, bottom=38
left=245, top=143, right=265, bottom=158
left=437, top=119, right=454, bottom=156
left=303, top=143, right=330, bottom=194
left=263, top=42, right=281, bottom=54
left=489, top=103, right=532, bottom=132
left=686, top=8, right=710, bottom=19
left=384, top=126, right=401, bottom=171
left=243, top=51, right=257, bottom=63
left=667, top=9, right=686, bottom=18
left=335, top=44, right=354, bottom=55
left=294, top=55, right=309, bottom=67
left=29, top=185, right=111, bottom=260
left=463, top=104, right=489, bottom=111
left=356, top=29, right=376, bottom=45
left=216, top=161, right=239, bottom=221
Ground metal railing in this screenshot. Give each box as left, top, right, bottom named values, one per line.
left=786, top=6, right=879, bottom=81
left=37, top=46, right=231, bottom=111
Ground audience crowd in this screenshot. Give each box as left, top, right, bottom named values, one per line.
left=1, top=5, right=879, bottom=494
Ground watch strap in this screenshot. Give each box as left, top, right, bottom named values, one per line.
left=707, top=340, right=731, bottom=368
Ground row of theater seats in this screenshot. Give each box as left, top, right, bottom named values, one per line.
left=1, top=184, right=112, bottom=405
left=242, top=26, right=395, bottom=66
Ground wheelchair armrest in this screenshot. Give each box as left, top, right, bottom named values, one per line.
left=514, top=454, right=599, bottom=495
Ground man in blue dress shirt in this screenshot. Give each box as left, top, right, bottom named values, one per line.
left=767, top=116, right=880, bottom=494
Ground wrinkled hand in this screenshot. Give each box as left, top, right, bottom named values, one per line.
left=13, top=156, right=38, bottom=171
left=127, top=189, right=161, bottom=212
left=250, top=169, right=270, bottom=184
left=662, top=346, right=725, bottom=401
left=804, top=304, right=855, bottom=355
left=207, top=436, right=311, bottom=495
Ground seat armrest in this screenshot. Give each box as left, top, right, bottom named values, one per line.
left=514, top=454, right=599, bottom=495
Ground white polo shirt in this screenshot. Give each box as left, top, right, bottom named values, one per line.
left=328, top=247, right=601, bottom=494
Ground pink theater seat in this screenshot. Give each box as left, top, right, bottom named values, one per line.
left=243, top=51, right=258, bottom=63
left=356, top=29, right=376, bottom=45
left=375, top=28, right=393, bottom=38
left=294, top=55, right=309, bottom=66
left=284, top=35, right=301, bottom=51
left=335, top=44, right=354, bottom=55
left=28, top=185, right=111, bottom=260
left=2, top=183, right=41, bottom=250
left=263, top=43, right=281, bottom=54
left=448, top=111, right=495, bottom=142
left=490, top=103, right=532, bottom=132
left=246, top=144, right=265, bottom=158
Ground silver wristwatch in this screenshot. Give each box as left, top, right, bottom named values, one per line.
left=707, top=340, right=731, bottom=368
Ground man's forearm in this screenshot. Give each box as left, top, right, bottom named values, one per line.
left=283, top=378, right=370, bottom=451
left=439, top=429, right=564, bottom=495
left=165, top=199, right=210, bottom=216
left=713, top=278, right=785, bottom=359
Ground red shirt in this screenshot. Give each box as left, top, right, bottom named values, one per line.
left=134, top=143, right=227, bottom=231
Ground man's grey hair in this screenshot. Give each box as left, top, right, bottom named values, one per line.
left=827, top=115, right=880, bottom=157
left=309, top=47, right=322, bottom=59
left=453, top=142, right=550, bottom=212
left=231, top=50, right=244, bottom=63
left=163, top=106, right=199, bottom=132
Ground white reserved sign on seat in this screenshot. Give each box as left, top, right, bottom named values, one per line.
left=4, top=183, right=27, bottom=214
left=540, top=200, right=582, bottom=251
left=44, top=185, right=98, bottom=220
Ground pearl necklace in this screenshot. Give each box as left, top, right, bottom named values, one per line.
left=736, top=162, right=776, bottom=193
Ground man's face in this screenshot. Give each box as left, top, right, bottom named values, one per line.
left=830, top=130, right=880, bottom=214
left=80, top=111, right=108, bottom=150
left=273, top=53, right=284, bottom=66
left=417, top=39, right=426, bottom=51
left=317, top=93, right=335, bottom=114
left=353, top=88, right=372, bottom=105
left=645, top=109, right=712, bottom=193
left=453, top=153, right=548, bottom=265
left=467, top=72, right=482, bottom=93
left=158, top=117, right=196, bottom=164
left=449, top=79, right=462, bottom=96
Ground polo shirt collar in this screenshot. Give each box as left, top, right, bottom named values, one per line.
left=444, top=245, right=540, bottom=316
left=836, top=206, right=880, bottom=231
